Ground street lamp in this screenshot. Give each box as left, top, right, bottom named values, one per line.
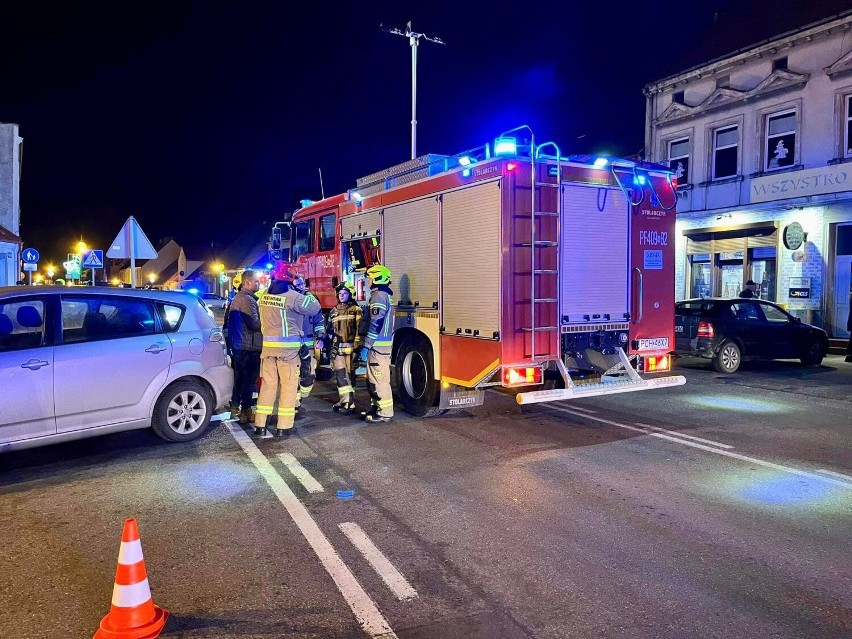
left=381, top=21, right=445, bottom=159
left=212, top=262, right=225, bottom=296
left=148, top=273, right=157, bottom=285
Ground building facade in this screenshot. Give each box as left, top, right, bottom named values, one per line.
left=0, top=123, right=23, bottom=286
left=644, top=11, right=852, bottom=338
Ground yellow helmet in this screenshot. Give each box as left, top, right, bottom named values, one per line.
left=366, top=264, right=391, bottom=286
left=232, top=272, right=243, bottom=289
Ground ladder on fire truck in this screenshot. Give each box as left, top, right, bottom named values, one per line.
left=507, top=125, right=562, bottom=362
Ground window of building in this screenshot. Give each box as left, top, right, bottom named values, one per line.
left=772, top=57, right=788, bottom=71
left=0, top=299, right=45, bottom=352
left=765, top=110, right=796, bottom=171
left=668, top=138, right=690, bottom=185
left=716, top=75, right=730, bottom=89
left=319, top=213, right=337, bottom=252
left=62, top=296, right=156, bottom=343
left=845, top=95, right=852, bottom=158
left=672, top=90, right=685, bottom=104
left=713, top=126, right=739, bottom=179
left=290, top=219, right=315, bottom=261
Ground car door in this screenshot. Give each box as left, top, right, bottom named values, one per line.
left=757, top=301, right=799, bottom=359
left=53, top=294, right=173, bottom=433
left=0, top=295, right=55, bottom=444
left=728, top=301, right=766, bottom=358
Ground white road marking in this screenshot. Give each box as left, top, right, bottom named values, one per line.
left=227, top=424, right=397, bottom=639
left=278, top=453, right=325, bottom=493
left=817, top=468, right=852, bottom=482
left=561, top=404, right=597, bottom=414
left=210, top=412, right=232, bottom=422
left=634, top=423, right=734, bottom=449
left=339, top=522, right=418, bottom=601
left=545, top=405, right=852, bottom=492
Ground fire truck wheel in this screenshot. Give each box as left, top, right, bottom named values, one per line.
left=395, top=336, right=442, bottom=417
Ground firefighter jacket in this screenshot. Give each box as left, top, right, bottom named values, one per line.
left=258, top=289, right=322, bottom=361
left=226, top=289, right=261, bottom=352
left=359, top=285, right=394, bottom=355
left=329, top=301, right=362, bottom=356
left=301, top=301, right=326, bottom=349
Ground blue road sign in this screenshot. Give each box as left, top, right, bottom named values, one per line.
left=82, top=249, right=105, bottom=269
left=22, top=248, right=40, bottom=264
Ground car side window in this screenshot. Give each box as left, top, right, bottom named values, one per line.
left=0, top=299, right=46, bottom=352
left=157, top=303, right=185, bottom=332
left=758, top=303, right=790, bottom=323
left=731, top=302, right=761, bottom=321
left=62, top=296, right=157, bottom=343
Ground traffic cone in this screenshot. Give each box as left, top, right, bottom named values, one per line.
left=94, top=518, right=168, bottom=639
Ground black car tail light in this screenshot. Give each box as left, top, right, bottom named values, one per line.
left=697, top=320, right=715, bottom=338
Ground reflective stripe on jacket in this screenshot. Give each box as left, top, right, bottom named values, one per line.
left=259, top=290, right=322, bottom=360
left=359, top=286, right=394, bottom=354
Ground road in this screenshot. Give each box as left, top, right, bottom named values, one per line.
left=1, top=356, right=850, bottom=638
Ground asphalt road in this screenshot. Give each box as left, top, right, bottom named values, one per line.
left=1, top=356, right=850, bottom=638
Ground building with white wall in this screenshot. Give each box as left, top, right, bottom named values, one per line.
left=0, top=123, right=23, bottom=286
left=644, top=10, right=852, bottom=338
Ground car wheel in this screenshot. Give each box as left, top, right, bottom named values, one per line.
left=800, top=339, right=825, bottom=366
left=152, top=380, right=214, bottom=442
left=395, top=335, right=444, bottom=417
left=712, top=341, right=741, bottom=374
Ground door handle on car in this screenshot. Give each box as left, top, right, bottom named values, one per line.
left=145, top=344, right=168, bottom=354
left=21, top=359, right=49, bottom=370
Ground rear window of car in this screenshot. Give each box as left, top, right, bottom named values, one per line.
left=0, top=298, right=46, bottom=351
left=675, top=301, right=718, bottom=316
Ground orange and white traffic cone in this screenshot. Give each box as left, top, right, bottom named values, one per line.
left=94, top=518, right=168, bottom=639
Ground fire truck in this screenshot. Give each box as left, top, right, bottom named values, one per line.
left=274, top=125, right=685, bottom=415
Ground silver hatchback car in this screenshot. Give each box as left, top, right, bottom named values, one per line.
left=0, top=286, right=234, bottom=452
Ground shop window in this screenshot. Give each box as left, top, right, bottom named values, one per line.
left=668, top=138, right=690, bottom=185
left=845, top=95, right=852, bottom=158
left=765, top=111, right=796, bottom=171
left=713, top=126, right=738, bottom=179
left=319, top=213, right=336, bottom=252
left=689, top=254, right=712, bottom=298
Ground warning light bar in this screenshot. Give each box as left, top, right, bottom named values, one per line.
left=644, top=355, right=671, bottom=373
left=502, top=365, right=543, bottom=387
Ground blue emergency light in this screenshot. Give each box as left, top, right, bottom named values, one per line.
left=494, top=137, right=517, bottom=156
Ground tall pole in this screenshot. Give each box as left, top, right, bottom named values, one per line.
left=410, top=34, right=418, bottom=159
left=130, top=222, right=137, bottom=289
left=381, top=22, right=445, bottom=161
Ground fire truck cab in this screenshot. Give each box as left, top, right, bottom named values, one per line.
left=278, top=126, right=685, bottom=415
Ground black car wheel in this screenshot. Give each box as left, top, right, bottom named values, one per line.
left=712, top=341, right=741, bottom=374
left=800, top=339, right=825, bottom=366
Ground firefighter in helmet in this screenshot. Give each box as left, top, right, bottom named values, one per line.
left=255, top=273, right=321, bottom=438
left=357, top=264, right=394, bottom=423
left=292, top=274, right=326, bottom=419
left=329, top=282, right=362, bottom=414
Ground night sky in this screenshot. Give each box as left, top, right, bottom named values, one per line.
left=1, top=0, right=847, bottom=265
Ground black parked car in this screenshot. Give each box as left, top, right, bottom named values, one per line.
left=674, top=298, right=829, bottom=374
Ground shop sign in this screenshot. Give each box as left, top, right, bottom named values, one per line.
left=783, top=222, right=805, bottom=250
left=788, top=277, right=811, bottom=299
left=750, top=165, right=852, bottom=203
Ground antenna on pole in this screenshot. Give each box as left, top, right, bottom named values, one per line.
left=318, top=168, right=325, bottom=199
left=381, top=21, right=445, bottom=159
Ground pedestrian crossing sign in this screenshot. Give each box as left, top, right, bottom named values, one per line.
left=82, top=249, right=105, bottom=269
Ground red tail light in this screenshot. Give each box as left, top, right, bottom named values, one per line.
left=645, top=355, right=670, bottom=373
left=502, top=365, right=543, bottom=387
left=697, top=320, right=715, bottom=338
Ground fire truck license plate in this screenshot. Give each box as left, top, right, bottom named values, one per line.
left=638, top=337, right=670, bottom=350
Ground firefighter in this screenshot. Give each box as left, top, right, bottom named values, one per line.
left=357, top=265, right=394, bottom=423
left=293, top=274, right=326, bottom=419
left=329, top=282, right=362, bottom=414
left=255, top=275, right=322, bottom=438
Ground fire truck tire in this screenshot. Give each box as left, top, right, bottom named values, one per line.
left=395, top=336, right=443, bottom=417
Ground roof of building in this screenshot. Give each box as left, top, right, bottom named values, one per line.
left=650, top=0, right=852, bottom=84
left=0, top=224, right=22, bottom=244
left=218, top=221, right=275, bottom=270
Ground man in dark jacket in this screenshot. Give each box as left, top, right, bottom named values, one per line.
left=227, top=270, right=262, bottom=424
left=739, top=280, right=758, bottom=298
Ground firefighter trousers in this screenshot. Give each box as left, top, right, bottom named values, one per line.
left=367, top=350, right=393, bottom=418
left=333, top=353, right=354, bottom=404
left=296, top=347, right=316, bottom=407
left=255, top=356, right=299, bottom=431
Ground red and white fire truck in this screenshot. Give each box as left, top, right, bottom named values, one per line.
left=274, top=126, right=685, bottom=415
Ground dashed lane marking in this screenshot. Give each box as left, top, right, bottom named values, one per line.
left=228, top=424, right=398, bottom=639
left=339, top=522, right=418, bottom=601
left=545, top=405, right=852, bottom=492
left=278, top=453, right=325, bottom=493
